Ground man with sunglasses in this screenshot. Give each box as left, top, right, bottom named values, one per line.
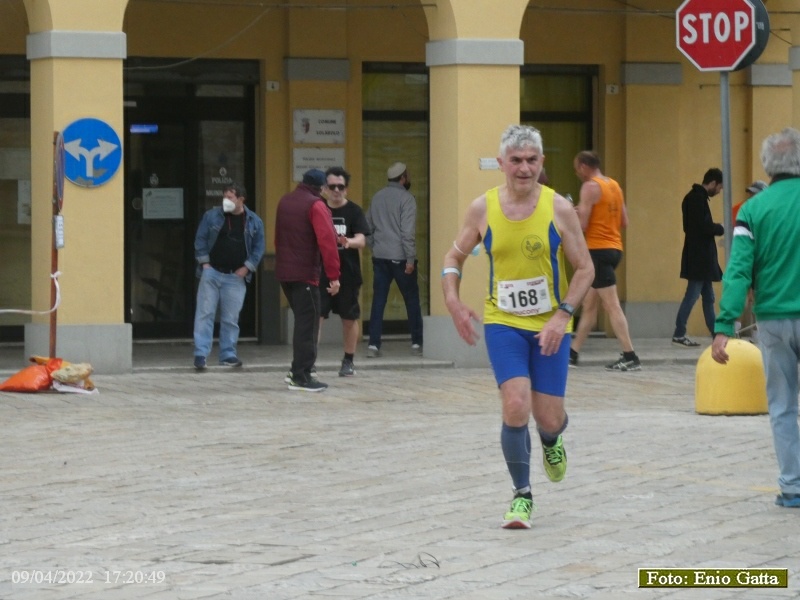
left=319, top=167, right=370, bottom=376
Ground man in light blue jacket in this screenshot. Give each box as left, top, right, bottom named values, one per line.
left=193, top=184, right=265, bottom=370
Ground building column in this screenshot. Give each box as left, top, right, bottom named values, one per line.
left=422, top=0, right=527, bottom=366
left=789, top=17, right=800, bottom=128
left=791, top=48, right=800, bottom=128
left=746, top=64, right=792, bottom=177
left=23, top=0, right=131, bottom=372
left=620, top=62, right=687, bottom=337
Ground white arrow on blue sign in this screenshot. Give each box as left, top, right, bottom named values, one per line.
left=62, top=118, right=122, bottom=188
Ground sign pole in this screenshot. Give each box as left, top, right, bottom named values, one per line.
left=51, top=131, right=65, bottom=358
left=676, top=0, right=770, bottom=260
left=50, top=132, right=59, bottom=358
left=720, top=71, right=733, bottom=260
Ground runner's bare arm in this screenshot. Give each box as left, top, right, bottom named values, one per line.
left=575, top=179, right=601, bottom=231
left=536, top=193, right=595, bottom=355
left=442, top=195, right=487, bottom=346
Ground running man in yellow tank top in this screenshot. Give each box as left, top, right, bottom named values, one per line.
left=442, top=125, right=594, bottom=529
left=570, top=151, right=641, bottom=371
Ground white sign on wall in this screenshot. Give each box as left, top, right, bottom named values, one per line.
left=17, top=180, right=31, bottom=225
left=293, top=109, right=345, bottom=144
left=292, top=148, right=346, bottom=182
left=143, top=188, right=184, bottom=220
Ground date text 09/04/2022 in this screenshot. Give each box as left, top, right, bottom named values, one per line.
left=12, top=570, right=166, bottom=585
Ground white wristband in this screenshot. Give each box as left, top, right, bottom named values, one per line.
left=441, top=267, right=462, bottom=279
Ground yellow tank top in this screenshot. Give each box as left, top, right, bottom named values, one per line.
left=584, top=176, right=624, bottom=251
left=483, top=186, right=572, bottom=333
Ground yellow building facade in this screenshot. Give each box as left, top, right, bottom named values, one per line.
left=0, top=0, right=797, bottom=371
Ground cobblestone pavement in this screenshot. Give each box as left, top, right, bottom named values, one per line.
left=2, top=349, right=799, bottom=599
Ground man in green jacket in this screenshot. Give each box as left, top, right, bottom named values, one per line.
left=712, top=127, right=800, bottom=509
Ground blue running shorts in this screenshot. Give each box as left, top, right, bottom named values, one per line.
left=484, top=323, right=570, bottom=396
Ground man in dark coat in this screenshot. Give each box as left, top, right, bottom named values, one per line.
left=672, top=168, right=724, bottom=347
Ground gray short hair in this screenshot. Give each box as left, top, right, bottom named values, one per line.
left=761, top=128, right=800, bottom=178
left=499, top=125, right=543, bottom=157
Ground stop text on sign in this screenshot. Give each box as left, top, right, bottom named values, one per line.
left=680, top=11, right=750, bottom=45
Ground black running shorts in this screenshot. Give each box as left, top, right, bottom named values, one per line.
left=320, top=283, right=361, bottom=320
left=589, top=249, right=622, bottom=289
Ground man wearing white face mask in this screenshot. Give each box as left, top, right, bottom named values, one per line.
left=193, top=184, right=265, bottom=370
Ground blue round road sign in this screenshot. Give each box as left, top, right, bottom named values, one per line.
left=62, top=118, right=122, bottom=188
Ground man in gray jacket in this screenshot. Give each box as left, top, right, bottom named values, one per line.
left=365, top=162, right=423, bottom=357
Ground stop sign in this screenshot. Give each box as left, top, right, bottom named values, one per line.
left=676, top=0, right=755, bottom=71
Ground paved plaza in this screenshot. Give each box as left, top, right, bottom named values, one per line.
left=1, top=339, right=799, bottom=599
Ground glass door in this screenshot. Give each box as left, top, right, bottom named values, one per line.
left=0, top=82, right=31, bottom=343
left=125, top=118, right=192, bottom=337
left=123, top=81, right=256, bottom=339
left=520, top=67, right=596, bottom=200
left=362, top=64, right=430, bottom=338
left=196, top=118, right=256, bottom=339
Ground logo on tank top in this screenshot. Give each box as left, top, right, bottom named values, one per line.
left=521, top=235, right=545, bottom=260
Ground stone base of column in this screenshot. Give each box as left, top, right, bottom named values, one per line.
left=423, top=315, right=489, bottom=367
left=623, top=302, right=680, bottom=338
left=24, top=323, right=132, bottom=374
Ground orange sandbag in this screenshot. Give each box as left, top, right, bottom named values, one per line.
left=29, top=356, right=64, bottom=373
left=0, top=365, right=52, bottom=392
left=45, top=358, right=63, bottom=374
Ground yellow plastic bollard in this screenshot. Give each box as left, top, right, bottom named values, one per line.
left=695, top=338, right=768, bottom=415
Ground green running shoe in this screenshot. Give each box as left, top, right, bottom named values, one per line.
left=502, top=496, right=534, bottom=529
left=542, top=435, right=567, bottom=482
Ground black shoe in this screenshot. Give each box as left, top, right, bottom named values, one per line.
left=288, top=374, right=328, bottom=392
left=285, top=368, right=318, bottom=383
left=605, top=354, right=642, bottom=372
left=193, top=356, right=207, bottom=371
left=220, top=357, right=243, bottom=367
left=569, top=349, right=578, bottom=367
left=672, top=336, right=700, bottom=347
left=338, top=359, right=356, bottom=377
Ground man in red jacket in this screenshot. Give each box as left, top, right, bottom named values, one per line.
left=275, top=169, right=341, bottom=392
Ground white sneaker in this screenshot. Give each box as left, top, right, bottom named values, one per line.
left=367, top=345, right=382, bottom=358
left=411, top=344, right=423, bottom=356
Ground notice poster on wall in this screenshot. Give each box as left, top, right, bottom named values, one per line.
left=143, top=188, right=184, bottom=220
left=293, top=110, right=345, bottom=144
left=292, top=148, right=346, bottom=181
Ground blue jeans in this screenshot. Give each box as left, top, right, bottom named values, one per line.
left=193, top=268, right=247, bottom=361
left=673, top=279, right=716, bottom=338
left=758, top=320, right=800, bottom=495
left=368, top=258, right=423, bottom=348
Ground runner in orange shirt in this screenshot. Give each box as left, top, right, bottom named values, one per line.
left=569, top=151, right=641, bottom=371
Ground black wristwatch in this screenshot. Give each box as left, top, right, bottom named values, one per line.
left=558, top=302, right=575, bottom=317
